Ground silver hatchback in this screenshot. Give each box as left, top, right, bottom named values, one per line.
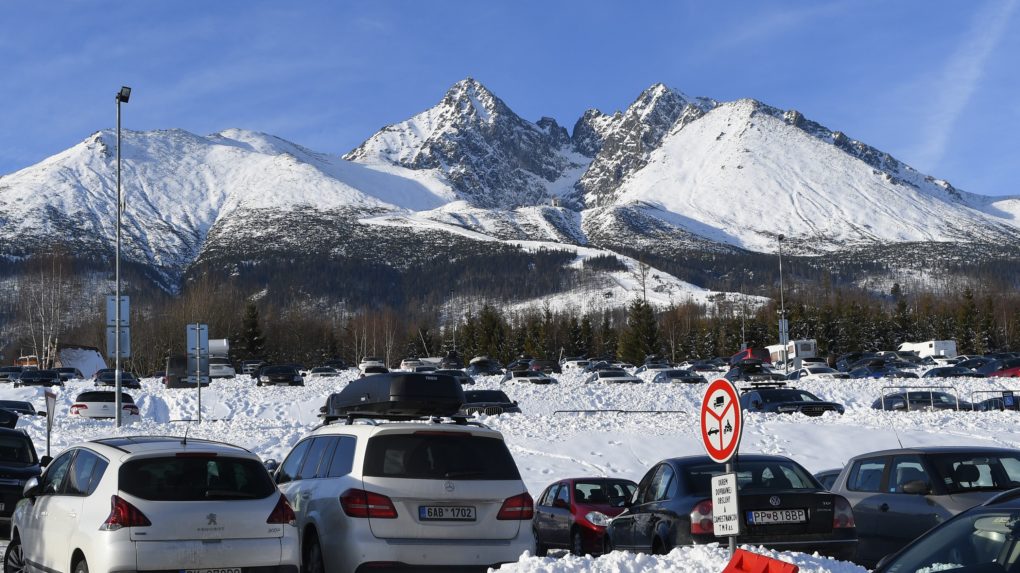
left=4, top=436, right=299, bottom=573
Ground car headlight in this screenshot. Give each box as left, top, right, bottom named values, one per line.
left=777, top=405, right=798, bottom=412
left=585, top=511, right=610, bottom=527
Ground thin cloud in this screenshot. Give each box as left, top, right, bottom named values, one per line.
left=912, top=0, right=1017, bottom=170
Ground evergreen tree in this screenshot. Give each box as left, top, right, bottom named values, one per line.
left=618, top=299, right=661, bottom=364
left=579, top=316, right=594, bottom=357
left=239, top=301, right=265, bottom=359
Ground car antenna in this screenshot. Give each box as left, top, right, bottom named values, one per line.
left=181, top=425, right=190, bottom=446
left=891, top=424, right=904, bottom=449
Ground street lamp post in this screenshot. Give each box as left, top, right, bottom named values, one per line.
left=777, top=234, right=789, bottom=373
left=114, top=86, right=130, bottom=427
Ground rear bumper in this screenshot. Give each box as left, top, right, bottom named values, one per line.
left=330, top=522, right=533, bottom=571
left=693, top=534, right=857, bottom=561
left=88, top=532, right=299, bottom=573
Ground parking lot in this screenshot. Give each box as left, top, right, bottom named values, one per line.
left=3, top=368, right=1019, bottom=571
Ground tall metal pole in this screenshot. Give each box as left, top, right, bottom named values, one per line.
left=778, top=234, right=788, bottom=373
left=115, top=93, right=123, bottom=427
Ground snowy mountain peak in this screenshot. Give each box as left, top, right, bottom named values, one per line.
left=344, top=78, right=583, bottom=209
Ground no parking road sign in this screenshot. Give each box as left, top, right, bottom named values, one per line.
left=701, top=378, right=743, bottom=464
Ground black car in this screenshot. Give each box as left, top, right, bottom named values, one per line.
left=836, top=352, right=879, bottom=372
left=872, top=391, right=971, bottom=411
left=605, top=454, right=857, bottom=560
left=873, top=490, right=1020, bottom=573
left=53, top=367, right=84, bottom=381
left=13, top=370, right=63, bottom=388
left=94, top=371, right=141, bottom=389
left=922, top=366, right=985, bottom=378
left=434, top=369, right=474, bottom=385
left=529, top=359, right=562, bottom=374
left=0, top=428, right=43, bottom=532
left=0, top=367, right=23, bottom=383
left=465, top=358, right=504, bottom=377
left=0, top=401, right=41, bottom=417
left=506, top=358, right=534, bottom=372
left=0, top=409, right=18, bottom=429
left=256, top=365, right=304, bottom=386
left=458, top=390, right=521, bottom=416
left=651, top=369, right=708, bottom=384
left=723, top=359, right=786, bottom=383
left=739, top=385, right=845, bottom=416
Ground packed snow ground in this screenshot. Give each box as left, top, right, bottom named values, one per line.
left=5, top=369, right=1020, bottom=571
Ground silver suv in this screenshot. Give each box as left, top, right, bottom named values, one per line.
left=5, top=436, right=300, bottom=573
left=275, top=420, right=534, bottom=572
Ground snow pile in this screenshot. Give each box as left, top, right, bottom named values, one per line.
left=495, top=545, right=867, bottom=573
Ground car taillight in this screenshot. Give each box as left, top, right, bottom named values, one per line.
left=833, top=496, right=855, bottom=529
left=497, top=492, right=534, bottom=520
left=70, top=404, right=87, bottom=415
left=100, top=495, right=151, bottom=530
left=690, top=499, right=714, bottom=535
left=340, top=489, right=397, bottom=519
left=267, top=493, right=296, bottom=526
left=124, top=405, right=139, bottom=414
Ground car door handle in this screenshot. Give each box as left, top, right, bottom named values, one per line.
left=879, top=503, right=889, bottom=512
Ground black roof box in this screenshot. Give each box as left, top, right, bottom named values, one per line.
left=321, top=372, right=465, bottom=423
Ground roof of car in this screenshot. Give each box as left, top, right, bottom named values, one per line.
left=0, top=427, right=31, bottom=438
left=311, top=419, right=503, bottom=439
left=666, top=453, right=796, bottom=466
left=88, top=436, right=256, bottom=456
left=849, top=446, right=1020, bottom=459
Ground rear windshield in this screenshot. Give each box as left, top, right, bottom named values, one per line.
left=760, top=390, right=821, bottom=404
left=75, top=392, right=134, bottom=403
left=599, top=371, right=625, bottom=377
left=364, top=433, right=521, bottom=481
left=0, top=435, right=38, bottom=464
left=684, top=460, right=818, bottom=494
left=119, top=456, right=275, bottom=501
left=0, top=400, right=31, bottom=411
left=574, top=480, right=636, bottom=507
left=21, top=371, right=58, bottom=380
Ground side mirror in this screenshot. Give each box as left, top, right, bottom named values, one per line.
left=902, top=480, right=929, bottom=495
left=36, top=411, right=46, bottom=417
left=40, top=455, right=52, bottom=467
left=513, top=401, right=519, bottom=406
left=263, top=458, right=279, bottom=473
left=23, top=476, right=39, bottom=499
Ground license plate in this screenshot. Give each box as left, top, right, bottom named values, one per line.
left=419, top=505, right=476, bottom=521
left=184, top=569, right=241, bottom=573
left=0, top=503, right=5, bottom=511
left=747, top=509, right=807, bottom=524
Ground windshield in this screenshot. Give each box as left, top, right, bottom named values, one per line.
left=684, top=460, right=818, bottom=494
left=882, top=509, right=1020, bottom=573
left=0, top=401, right=32, bottom=412
left=464, top=391, right=510, bottom=402
left=761, top=390, right=822, bottom=404
left=264, top=366, right=297, bottom=375
left=599, top=371, right=625, bottom=378
left=929, top=453, right=1020, bottom=494
left=0, top=435, right=37, bottom=464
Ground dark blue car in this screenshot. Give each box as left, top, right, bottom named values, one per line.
left=739, top=386, right=845, bottom=416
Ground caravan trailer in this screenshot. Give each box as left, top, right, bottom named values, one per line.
left=898, top=340, right=958, bottom=359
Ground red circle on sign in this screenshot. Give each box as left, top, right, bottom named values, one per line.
left=700, top=378, right=743, bottom=463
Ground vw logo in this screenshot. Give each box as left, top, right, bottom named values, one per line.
left=444, top=481, right=455, bottom=493
left=769, top=496, right=781, bottom=507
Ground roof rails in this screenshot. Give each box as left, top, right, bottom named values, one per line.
left=90, top=435, right=254, bottom=454
left=738, top=381, right=788, bottom=391
left=318, top=411, right=490, bottom=430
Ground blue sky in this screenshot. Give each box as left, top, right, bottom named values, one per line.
left=1, top=0, right=1017, bottom=196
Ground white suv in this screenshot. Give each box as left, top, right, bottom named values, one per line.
left=5, top=436, right=300, bottom=573
left=275, top=420, right=534, bottom=572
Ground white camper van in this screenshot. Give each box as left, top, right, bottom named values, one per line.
left=898, top=340, right=958, bottom=359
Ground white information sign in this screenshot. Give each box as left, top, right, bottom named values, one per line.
left=711, top=472, right=741, bottom=537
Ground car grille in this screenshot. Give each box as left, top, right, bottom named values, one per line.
left=484, top=407, right=504, bottom=415
left=800, top=405, right=832, bottom=417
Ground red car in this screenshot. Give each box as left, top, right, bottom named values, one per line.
left=533, top=477, right=638, bottom=556
left=987, top=358, right=1020, bottom=378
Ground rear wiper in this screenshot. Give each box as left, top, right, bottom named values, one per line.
left=444, top=471, right=484, bottom=479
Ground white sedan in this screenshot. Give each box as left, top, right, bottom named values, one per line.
left=306, top=367, right=339, bottom=379
left=69, top=390, right=141, bottom=421
left=786, top=366, right=849, bottom=382
left=586, top=369, right=643, bottom=383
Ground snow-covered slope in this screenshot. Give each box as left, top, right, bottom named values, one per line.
left=0, top=128, right=452, bottom=285
left=608, top=99, right=1020, bottom=253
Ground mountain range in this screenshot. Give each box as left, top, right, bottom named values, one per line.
left=2, top=77, right=1018, bottom=311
